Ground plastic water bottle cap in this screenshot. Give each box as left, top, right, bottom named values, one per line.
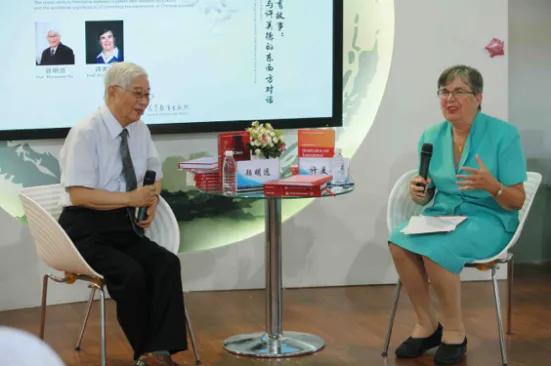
left=225, top=150, right=234, bottom=156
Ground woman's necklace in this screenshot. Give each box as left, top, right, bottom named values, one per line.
left=453, top=123, right=471, bottom=154
left=454, top=135, right=467, bottom=153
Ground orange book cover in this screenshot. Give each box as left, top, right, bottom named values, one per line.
left=297, top=129, right=335, bottom=158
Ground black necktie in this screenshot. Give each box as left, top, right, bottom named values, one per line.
left=120, top=129, right=144, bottom=236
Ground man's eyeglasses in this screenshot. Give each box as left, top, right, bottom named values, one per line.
left=115, top=85, right=153, bottom=100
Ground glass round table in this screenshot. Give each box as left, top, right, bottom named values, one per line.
left=198, top=184, right=355, bottom=358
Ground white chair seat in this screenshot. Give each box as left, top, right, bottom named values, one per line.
left=469, top=253, right=510, bottom=264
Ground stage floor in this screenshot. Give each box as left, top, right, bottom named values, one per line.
left=1, top=263, right=550, bottom=366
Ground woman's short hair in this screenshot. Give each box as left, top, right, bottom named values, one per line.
left=438, top=65, right=483, bottom=110
left=98, top=28, right=115, bottom=39
left=104, top=62, right=148, bottom=102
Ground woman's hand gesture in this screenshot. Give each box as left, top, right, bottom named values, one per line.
left=456, top=155, right=501, bottom=194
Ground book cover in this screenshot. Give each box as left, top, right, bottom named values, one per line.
left=178, top=157, right=218, bottom=170
left=297, top=129, right=335, bottom=158
left=265, top=174, right=332, bottom=187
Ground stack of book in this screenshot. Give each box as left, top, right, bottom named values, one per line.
left=264, top=175, right=332, bottom=197
left=179, top=132, right=252, bottom=191
left=178, top=157, right=218, bottom=171
left=178, top=157, right=219, bottom=191
left=193, top=170, right=219, bottom=191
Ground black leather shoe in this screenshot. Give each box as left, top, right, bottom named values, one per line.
left=395, top=323, right=443, bottom=358
left=434, top=337, right=467, bottom=365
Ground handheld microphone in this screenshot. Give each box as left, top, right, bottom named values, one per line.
left=137, top=170, right=156, bottom=222
left=417, top=143, right=433, bottom=187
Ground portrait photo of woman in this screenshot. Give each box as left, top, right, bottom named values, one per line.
left=85, top=20, right=125, bottom=65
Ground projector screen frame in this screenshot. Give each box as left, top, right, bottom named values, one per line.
left=0, top=1, right=343, bottom=141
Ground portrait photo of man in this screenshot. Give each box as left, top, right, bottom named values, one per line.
left=35, top=23, right=75, bottom=66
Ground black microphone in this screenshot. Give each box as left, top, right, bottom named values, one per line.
left=137, top=170, right=156, bottom=222
left=417, top=143, right=433, bottom=188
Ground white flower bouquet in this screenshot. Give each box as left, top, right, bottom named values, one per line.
left=246, top=121, right=286, bottom=159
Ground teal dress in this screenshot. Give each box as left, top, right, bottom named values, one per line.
left=389, top=112, right=528, bottom=274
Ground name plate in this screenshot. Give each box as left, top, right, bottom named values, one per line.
left=298, top=157, right=350, bottom=183
left=237, top=158, right=280, bottom=188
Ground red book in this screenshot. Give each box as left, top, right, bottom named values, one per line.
left=263, top=175, right=332, bottom=197
left=194, top=172, right=218, bottom=178
left=264, top=187, right=322, bottom=197
left=265, top=175, right=332, bottom=186
left=194, top=174, right=219, bottom=181
left=195, top=178, right=220, bottom=185
left=196, top=180, right=220, bottom=188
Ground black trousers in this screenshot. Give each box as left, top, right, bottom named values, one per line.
left=58, top=206, right=188, bottom=360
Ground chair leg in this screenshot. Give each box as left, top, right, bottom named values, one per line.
left=99, top=287, right=106, bottom=366
left=184, top=300, right=202, bottom=365
left=39, top=274, right=50, bottom=340
left=382, top=280, right=402, bottom=357
left=507, top=256, right=514, bottom=335
left=491, top=268, right=508, bottom=366
left=75, top=287, right=97, bottom=350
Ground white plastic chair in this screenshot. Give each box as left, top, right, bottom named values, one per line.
left=18, top=184, right=201, bottom=366
left=381, top=170, right=542, bottom=366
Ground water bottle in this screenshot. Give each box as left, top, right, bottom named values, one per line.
left=331, top=148, right=346, bottom=189
left=222, top=150, right=237, bottom=196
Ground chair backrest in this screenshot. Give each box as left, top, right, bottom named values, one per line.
left=146, top=196, right=180, bottom=255
left=18, top=185, right=101, bottom=278
left=387, top=170, right=543, bottom=262
left=19, top=184, right=65, bottom=219
left=518, top=172, right=542, bottom=226
left=386, top=170, right=422, bottom=233
left=488, top=171, right=542, bottom=261
left=19, top=184, right=182, bottom=276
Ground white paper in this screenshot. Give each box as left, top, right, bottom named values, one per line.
left=401, top=216, right=467, bottom=235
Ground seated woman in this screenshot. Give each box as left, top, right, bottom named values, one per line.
left=388, top=65, right=527, bottom=365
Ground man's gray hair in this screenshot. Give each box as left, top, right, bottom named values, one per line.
left=47, top=29, right=60, bottom=36
left=104, top=62, right=148, bottom=102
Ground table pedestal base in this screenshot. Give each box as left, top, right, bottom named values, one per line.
left=223, top=331, right=325, bottom=358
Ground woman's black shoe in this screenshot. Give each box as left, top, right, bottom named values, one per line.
left=434, top=337, right=467, bottom=365
left=395, top=323, right=443, bottom=358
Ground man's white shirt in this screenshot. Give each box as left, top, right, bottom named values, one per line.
left=59, top=104, right=163, bottom=207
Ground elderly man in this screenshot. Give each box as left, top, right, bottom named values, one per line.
left=58, top=62, right=187, bottom=366
left=39, top=29, right=75, bottom=66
